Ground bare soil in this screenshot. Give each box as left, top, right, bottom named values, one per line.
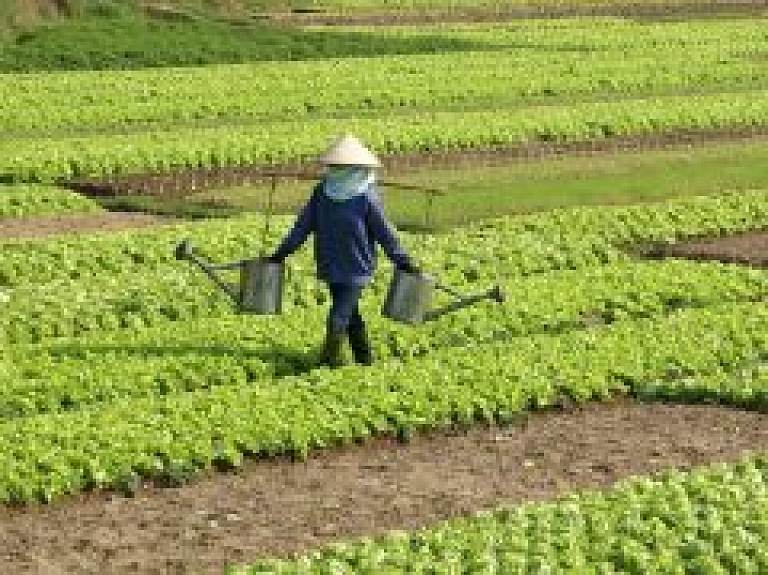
left=262, top=0, right=768, bottom=25
left=1, top=400, right=766, bottom=574
left=64, top=126, right=768, bottom=198
left=0, top=212, right=178, bottom=240
left=652, top=229, right=768, bottom=267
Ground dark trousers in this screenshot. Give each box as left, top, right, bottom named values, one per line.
left=327, top=283, right=365, bottom=335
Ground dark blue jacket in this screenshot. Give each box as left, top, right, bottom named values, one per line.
left=272, top=182, right=412, bottom=286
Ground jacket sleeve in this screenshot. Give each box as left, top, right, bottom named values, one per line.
left=271, top=190, right=316, bottom=260
left=366, top=189, right=412, bottom=268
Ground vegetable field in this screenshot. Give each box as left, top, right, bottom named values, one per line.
left=2, top=5, right=768, bottom=574
left=5, top=18, right=768, bottom=182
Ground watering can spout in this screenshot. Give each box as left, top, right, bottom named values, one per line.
left=174, top=239, right=240, bottom=304
left=174, top=239, right=192, bottom=261
left=423, top=284, right=506, bottom=322
left=489, top=285, right=506, bottom=304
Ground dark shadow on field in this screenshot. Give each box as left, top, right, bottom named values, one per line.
left=44, top=342, right=319, bottom=378
left=0, top=17, right=505, bottom=73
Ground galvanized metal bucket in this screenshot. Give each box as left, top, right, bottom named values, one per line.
left=382, top=270, right=436, bottom=324
left=383, top=268, right=507, bottom=325
left=174, top=240, right=284, bottom=315
left=239, top=258, right=284, bottom=315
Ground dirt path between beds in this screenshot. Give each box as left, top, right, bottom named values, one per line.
left=261, top=0, right=768, bottom=25
left=0, top=212, right=178, bottom=240
left=1, top=399, right=766, bottom=574
left=653, top=229, right=768, bottom=267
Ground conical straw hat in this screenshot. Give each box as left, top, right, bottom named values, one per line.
left=318, top=134, right=381, bottom=168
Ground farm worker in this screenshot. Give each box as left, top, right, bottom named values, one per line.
left=268, top=134, right=418, bottom=368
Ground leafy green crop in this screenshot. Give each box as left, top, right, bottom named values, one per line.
left=3, top=251, right=768, bottom=345
left=2, top=178, right=768, bottom=510
left=3, top=188, right=768, bottom=356
left=2, top=258, right=768, bottom=419
left=0, top=184, right=101, bottom=219
left=5, top=21, right=768, bottom=135
left=3, top=188, right=768, bottom=289
left=1, top=300, right=767, bottom=502
left=5, top=88, right=768, bottom=181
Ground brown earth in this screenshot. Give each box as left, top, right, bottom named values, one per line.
left=263, top=0, right=768, bottom=25
left=11, top=0, right=768, bottom=30
left=651, top=229, right=768, bottom=267
left=1, top=399, right=767, bottom=574
left=0, top=212, right=179, bottom=240
left=64, top=126, right=768, bottom=198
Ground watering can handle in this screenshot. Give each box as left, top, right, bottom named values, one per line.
left=259, top=176, right=277, bottom=257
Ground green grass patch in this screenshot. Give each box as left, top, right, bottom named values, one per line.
left=0, top=12, right=493, bottom=72
left=113, top=138, right=768, bottom=231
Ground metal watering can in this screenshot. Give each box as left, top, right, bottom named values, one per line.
left=172, top=177, right=504, bottom=321
left=173, top=175, right=284, bottom=315
left=174, top=239, right=284, bottom=314
left=383, top=269, right=505, bottom=325
left=383, top=185, right=505, bottom=324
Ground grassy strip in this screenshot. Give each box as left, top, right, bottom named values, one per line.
left=1, top=300, right=767, bottom=503
left=0, top=184, right=101, bottom=219
left=232, top=456, right=768, bottom=573
left=2, top=9, right=764, bottom=73
left=7, top=89, right=768, bottom=182
left=3, top=259, right=768, bottom=417
left=171, top=138, right=768, bottom=227
left=0, top=13, right=493, bottom=73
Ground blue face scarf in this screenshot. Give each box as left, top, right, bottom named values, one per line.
left=323, top=166, right=375, bottom=202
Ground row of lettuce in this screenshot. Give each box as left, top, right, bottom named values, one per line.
left=5, top=89, right=768, bottom=182
left=1, top=187, right=767, bottom=505
left=2, top=189, right=768, bottom=344
left=0, top=184, right=102, bottom=220
left=5, top=19, right=767, bottom=134
left=2, top=258, right=768, bottom=419
left=1, top=300, right=767, bottom=503
left=3, top=187, right=768, bottom=288
left=232, top=456, right=768, bottom=573
left=3, top=256, right=767, bottom=344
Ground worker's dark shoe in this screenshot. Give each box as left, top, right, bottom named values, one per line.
left=319, top=331, right=346, bottom=368
left=348, top=327, right=374, bottom=366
